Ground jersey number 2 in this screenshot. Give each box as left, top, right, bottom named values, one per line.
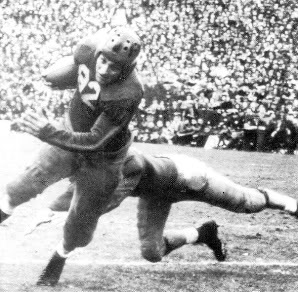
left=78, top=64, right=100, bottom=110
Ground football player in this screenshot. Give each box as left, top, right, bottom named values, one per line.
left=36, top=147, right=298, bottom=285
left=1, top=27, right=298, bottom=287
left=0, top=26, right=143, bottom=270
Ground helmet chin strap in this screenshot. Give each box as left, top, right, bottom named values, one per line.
left=119, top=62, right=137, bottom=81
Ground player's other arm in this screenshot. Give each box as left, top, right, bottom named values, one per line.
left=20, top=99, right=139, bottom=152
left=42, top=29, right=106, bottom=90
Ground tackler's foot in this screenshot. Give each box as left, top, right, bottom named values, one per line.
left=258, top=187, right=298, bottom=217
left=257, top=187, right=271, bottom=205
left=37, top=251, right=66, bottom=286
left=195, top=220, right=227, bottom=262
left=289, top=201, right=298, bottom=217
left=0, top=209, right=10, bottom=224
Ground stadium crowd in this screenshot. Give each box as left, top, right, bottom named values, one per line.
left=1, top=0, right=298, bottom=152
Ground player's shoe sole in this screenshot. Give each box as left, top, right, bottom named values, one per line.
left=36, top=251, right=66, bottom=286
left=195, top=220, right=227, bottom=262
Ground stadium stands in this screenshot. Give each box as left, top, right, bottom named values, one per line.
left=1, top=0, right=298, bottom=152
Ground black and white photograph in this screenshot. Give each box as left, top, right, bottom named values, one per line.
left=1, top=0, right=298, bottom=291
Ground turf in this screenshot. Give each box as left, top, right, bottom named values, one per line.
left=1, top=135, right=298, bottom=291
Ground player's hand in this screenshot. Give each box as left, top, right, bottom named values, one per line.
left=10, top=118, right=23, bottom=132
left=18, top=110, right=50, bottom=137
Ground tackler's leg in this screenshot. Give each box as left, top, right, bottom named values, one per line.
left=257, top=187, right=298, bottom=215
left=137, top=197, right=226, bottom=262
left=163, top=220, right=226, bottom=262
left=202, top=166, right=298, bottom=215
left=137, top=197, right=171, bottom=262
left=169, top=155, right=298, bottom=215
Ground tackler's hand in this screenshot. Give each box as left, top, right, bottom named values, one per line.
left=18, top=110, right=50, bottom=137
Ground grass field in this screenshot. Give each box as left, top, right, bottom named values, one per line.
left=1, top=133, right=298, bottom=291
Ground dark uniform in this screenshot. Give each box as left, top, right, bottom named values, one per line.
left=2, top=27, right=143, bottom=252
left=48, top=147, right=298, bottom=263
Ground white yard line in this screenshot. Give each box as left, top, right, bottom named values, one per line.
left=1, top=258, right=298, bottom=267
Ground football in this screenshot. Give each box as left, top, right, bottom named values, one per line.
left=42, top=56, right=78, bottom=90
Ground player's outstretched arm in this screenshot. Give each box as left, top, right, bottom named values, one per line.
left=17, top=98, right=139, bottom=152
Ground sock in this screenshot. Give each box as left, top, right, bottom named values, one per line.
left=285, top=199, right=298, bottom=214
left=0, top=195, right=14, bottom=216
left=164, top=227, right=199, bottom=256
left=56, top=241, right=72, bottom=258
left=259, top=188, right=298, bottom=214
left=183, top=227, right=199, bottom=244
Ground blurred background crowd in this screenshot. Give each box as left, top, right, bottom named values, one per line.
left=1, top=0, right=298, bottom=153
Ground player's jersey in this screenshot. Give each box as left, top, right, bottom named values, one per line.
left=39, top=30, right=143, bottom=153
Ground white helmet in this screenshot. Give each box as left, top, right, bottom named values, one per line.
left=93, top=26, right=141, bottom=79
left=101, top=26, right=141, bottom=67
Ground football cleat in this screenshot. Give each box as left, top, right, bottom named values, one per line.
left=195, top=220, right=227, bottom=262
left=0, top=209, right=10, bottom=224
left=37, top=251, right=66, bottom=286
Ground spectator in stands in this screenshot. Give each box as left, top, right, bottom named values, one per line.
left=1, top=0, right=298, bottom=153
